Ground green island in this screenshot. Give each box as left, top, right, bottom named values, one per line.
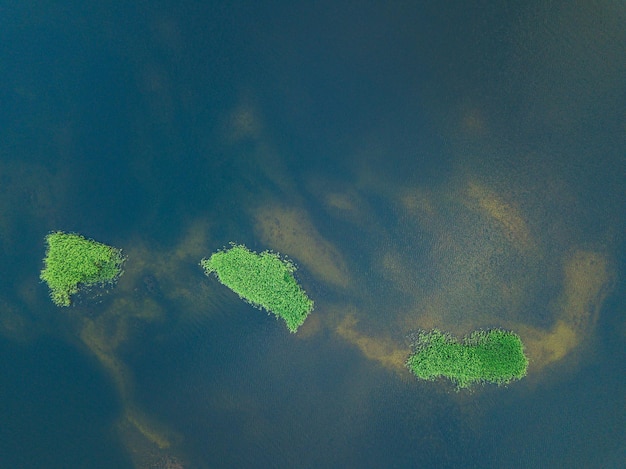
left=406, top=328, right=528, bottom=389
left=200, top=243, right=314, bottom=333
left=40, top=231, right=126, bottom=306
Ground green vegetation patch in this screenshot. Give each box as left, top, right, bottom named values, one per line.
left=200, top=244, right=314, bottom=333
left=40, top=231, right=125, bottom=307
left=406, top=328, right=528, bottom=389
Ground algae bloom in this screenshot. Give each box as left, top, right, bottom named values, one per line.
left=406, top=328, right=528, bottom=389
left=40, top=231, right=125, bottom=306
left=200, top=243, right=314, bottom=333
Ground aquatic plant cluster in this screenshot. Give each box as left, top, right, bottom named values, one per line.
left=40, top=232, right=527, bottom=387
left=40, top=231, right=125, bottom=306
left=200, top=244, right=314, bottom=333
left=406, top=328, right=528, bottom=388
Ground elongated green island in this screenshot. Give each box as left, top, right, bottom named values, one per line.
left=40, top=231, right=125, bottom=306
left=200, top=244, right=314, bottom=333
left=406, top=328, right=528, bottom=389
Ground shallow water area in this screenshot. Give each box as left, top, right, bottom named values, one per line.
left=1, top=1, right=625, bottom=468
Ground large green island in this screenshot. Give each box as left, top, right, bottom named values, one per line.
left=200, top=244, right=314, bottom=333
left=406, top=328, right=528, bottom=389
left=40, top=231, right=125, bottom=306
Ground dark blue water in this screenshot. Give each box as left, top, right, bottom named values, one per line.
left=0, top=337, right=130, bottom=468
left=1, top=1, right=625, bottom=468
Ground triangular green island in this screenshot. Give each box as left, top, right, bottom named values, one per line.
left=40, top=231, right=125, bottom=307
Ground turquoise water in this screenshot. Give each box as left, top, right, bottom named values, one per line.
left=1, top=2, right=625, bottom=468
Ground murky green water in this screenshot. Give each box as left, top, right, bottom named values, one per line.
left=1, top=2, right=624, bottom=468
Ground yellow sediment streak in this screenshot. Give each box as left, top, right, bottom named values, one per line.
left=336, top=314, right=409, bottom=373
left=519, top=250, right=612, bottom=372
left=466, top=181, right=534, bottom=252
left=124, top=408, right=171, bottom=449
left=254, top=204, right=351, bottom=289
left=78, top=313, right=174, bottom=453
